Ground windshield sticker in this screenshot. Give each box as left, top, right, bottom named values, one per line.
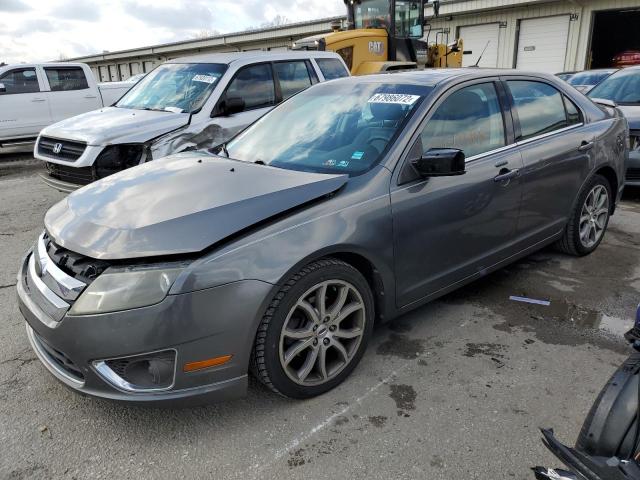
left=337, top=160, right=350, bottom=168
left=351, top=151, right=365, bottom=160
left=368, top=93, right=420, bottom=105
left=323, top=159, right=337, bottom=167
left=192, top=74, right=218, bottom=84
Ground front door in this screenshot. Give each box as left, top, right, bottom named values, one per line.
left=391, top=81, right=523, bottom=307
left=0, top=67, right=51, bottom=140
left=43, top=66, right=102, bottom=123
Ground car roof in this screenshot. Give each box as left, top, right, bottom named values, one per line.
left=327, top=68, right=558, bottom=87
left=167, top=51, right=342, bottom=65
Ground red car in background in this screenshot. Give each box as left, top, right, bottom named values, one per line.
left=613, top=49, right=640, bottom=67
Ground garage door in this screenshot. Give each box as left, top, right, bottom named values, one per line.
left=460, top=24, right=500, bottom=67
left=516, top=15, right=569, bottom=73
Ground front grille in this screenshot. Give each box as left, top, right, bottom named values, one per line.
left=45, top=162, right=95, bottom=186
left=36, top=334, right=85, bottom=382
left=627, top=168, right=640, bottom=181
left=631, top=131, right=640, bottom=152
left=38, top=137, right=86, bottom=161
left=43, top=233, right=110, bottom=284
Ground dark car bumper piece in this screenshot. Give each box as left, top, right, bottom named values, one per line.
left=17, top=252, right=273, bottom=406
left=626, top=151, right=640, bottom=187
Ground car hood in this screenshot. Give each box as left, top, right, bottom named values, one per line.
left=44, top=153, right=348, bottom=260
left=40, top=107, right=190, bottom=146
left=618, top=105, right=640, bottom=130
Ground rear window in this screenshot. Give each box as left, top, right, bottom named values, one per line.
left=44, top=67, right=89, bottom=91
left=507, top=81, right=570, bottom=140
left=274, top=61, right=312, bottom=100
left=316, top=58, right=349, bottom=80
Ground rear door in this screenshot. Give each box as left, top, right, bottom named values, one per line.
left=391, top=80, right=524, bottom=307
left=0, top=67, right=51, bottom=140
left=504, top=78, right=596, bottom=243
left=43, top=66, right=102, bottom=122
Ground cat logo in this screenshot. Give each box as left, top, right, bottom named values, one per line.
left=368, top=41, right=384, bottom=55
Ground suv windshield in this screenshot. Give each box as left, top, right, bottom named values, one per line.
left=116, top=63, right=227, bottom=113
left=588, top=68, right=640, bottom=105
left=224, top=81, right=430, bottom=176
left=568, top=70, right=614, bottom=86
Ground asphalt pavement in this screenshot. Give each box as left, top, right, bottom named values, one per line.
left=1, top=158, right=639, bottom=479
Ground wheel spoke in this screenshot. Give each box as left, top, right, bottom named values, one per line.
left=332, top=340, right=349, bottom=363
left=334, top=327, right=363, bottom=339
left=296, top=346, right=319, bottom=382
left=283, top=338, right=315, bottom=366
left=595, top=214, right=607, bottom=229
left=329, top=285, right=349, bottom=319
left=283, top=325, right=315, bottom=340
left=318, top=345, right=328, bottom=380
left=296, top=299, right=320, bottom=324
left=333, top=302, right=364, bottom=325
left=579, top=214, right=590, bottom=226
left=316, top=282, right=328, bottom=319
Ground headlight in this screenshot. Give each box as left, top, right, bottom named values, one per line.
left=94, top=144, right=144, bottom=179
left=68, top=265, right=184, bottom=315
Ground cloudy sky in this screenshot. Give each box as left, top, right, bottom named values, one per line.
left=0, top=0, right=345, bottom=64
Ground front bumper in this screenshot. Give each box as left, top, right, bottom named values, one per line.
left=38, top=173, right=82, bottom=193
left=17, top=251, right=273, bottom=405
left=625, top=151, right=640, bottom=187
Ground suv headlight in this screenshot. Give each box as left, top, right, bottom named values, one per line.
left=94, top=144, right=144, bottom=179
left=68, top=264, right=186, bottom=316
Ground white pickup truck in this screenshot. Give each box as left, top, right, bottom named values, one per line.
left=0, top=63, right=132, bottom=151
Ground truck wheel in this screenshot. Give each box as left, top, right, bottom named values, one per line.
left=251, top=258, right=374, bottom=399
left=556, top=175, right=612, bottom=256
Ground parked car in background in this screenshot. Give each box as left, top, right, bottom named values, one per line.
left=566, top=68, right=617, bottom=93
left=18, top=69, right=627, bottom=405
left=556, top=71, right=577, bottom=82
left=34, top=51, right=350, bottom=192
left=613, top=49, right=640, bottom=68
left=588, top=65, right=640, bottom=187
left=0, top=63, right=132, bottom=152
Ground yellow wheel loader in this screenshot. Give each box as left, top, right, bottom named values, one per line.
left=293, top=0, right=464, bottom=75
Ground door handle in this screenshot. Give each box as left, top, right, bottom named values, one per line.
left=494, top=168, right=520, bottom=183
left=578, top=141, right=594, bottom=152
left=31, top=98, right=46, bottom=102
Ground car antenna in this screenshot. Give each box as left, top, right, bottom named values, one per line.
left=473, top=41, right=490, bottom=67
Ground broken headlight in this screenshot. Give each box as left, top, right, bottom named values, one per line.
left=94, top=144, right=144, bottom=179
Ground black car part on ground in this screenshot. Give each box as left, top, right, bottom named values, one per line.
left=534, top=306, right=640, bottom=480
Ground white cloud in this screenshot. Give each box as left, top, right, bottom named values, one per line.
left=0, top=0, right=345, bottom=64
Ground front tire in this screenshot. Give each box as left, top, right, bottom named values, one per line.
left=556, top=174, right=612, bottom=256
left=251, top=258, right=374, bottom=399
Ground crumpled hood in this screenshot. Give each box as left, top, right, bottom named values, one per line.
left=618, top=105, right=640, bottom=130
left=44, top=153, right=348, bottom=260
left=40, top=107, right=190, bottom=145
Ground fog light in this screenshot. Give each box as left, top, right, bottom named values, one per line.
left=93, top=349, right=176, bottom=392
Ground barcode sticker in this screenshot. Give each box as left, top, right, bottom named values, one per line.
left=192, top=75, right=217, bottom=84
left=368, top=93, right=420, bottom=105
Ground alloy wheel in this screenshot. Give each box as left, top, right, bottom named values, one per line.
left=579, top=184, right=609, bottom=249
left=278, top=280, right=366, bottom=386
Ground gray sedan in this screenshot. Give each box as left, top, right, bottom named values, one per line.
left=17, top=69, right=628, bottom=404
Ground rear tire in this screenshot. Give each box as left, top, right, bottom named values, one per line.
left=250, top=258, right=374, bottom=399
left=556, top=174, right=612, bottom=256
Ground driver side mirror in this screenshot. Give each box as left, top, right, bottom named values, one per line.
left=212, top=96, right=245, bottom=117
left=412, top=148, right=466, bottom=177
left=0, top=83, right=6, bottom=94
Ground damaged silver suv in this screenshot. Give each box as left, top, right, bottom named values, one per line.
left=34, top=51, right=349, bottom=192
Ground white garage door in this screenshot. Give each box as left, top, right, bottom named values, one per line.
left=516, top=15, right=570, bottom=73
left=460, top=23, right=500, bottom=67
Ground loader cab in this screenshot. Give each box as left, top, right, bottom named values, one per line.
left=346, top=0, right=425, bottom=64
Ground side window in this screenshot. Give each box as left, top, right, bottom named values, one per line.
left=44, top=67, right=89, bottom=91
left=0, top=68, right=40, bottom=95
left=507, top=81, right=569, bottom=140
left=225, top=64, right=275, bottom=110
left=563, top=95, right=582, bottom=126
left=316, top=58, right=349, bottom=80
left=274, top=61, right=312, bottom=100
left=419, top=83, right=506, bottom=158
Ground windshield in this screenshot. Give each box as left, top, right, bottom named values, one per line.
left=568, top=70, right=614, bottom=86
left=354, top=0, right=390, bottom=29
left=116, top=63, right=227, bottom=113
left=588, top=68, right=640, bottom=105
left=224, top=81, right=430, bottom=176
